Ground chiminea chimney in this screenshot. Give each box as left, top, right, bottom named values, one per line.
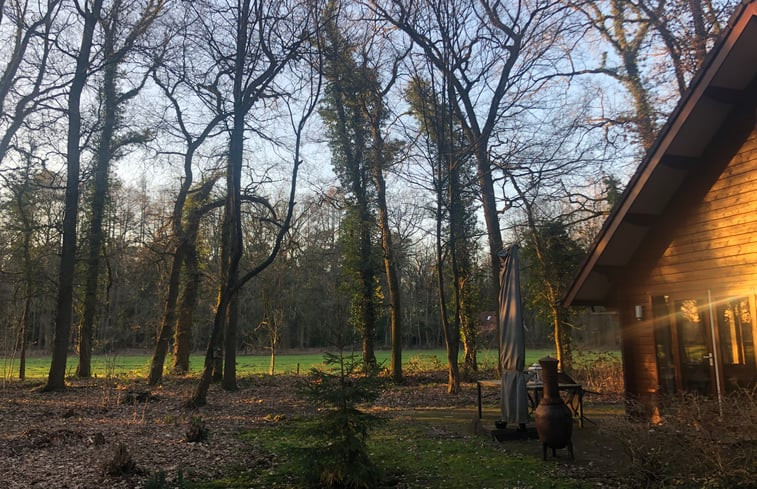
left=533, top=356, right=574, bottom=460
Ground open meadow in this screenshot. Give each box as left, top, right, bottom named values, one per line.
left=1, top=349, right=548, bottom=382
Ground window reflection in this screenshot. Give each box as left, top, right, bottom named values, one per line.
left=718, top=298, right=751, bottom=366
left=677, top=299, right=707, bottom=363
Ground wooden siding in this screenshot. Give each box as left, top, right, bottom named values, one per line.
left=617, top=298, right=660, bottom=396
left=645, top=128, right=757, bottom=295
left=614, top=126, right=757, bottom=398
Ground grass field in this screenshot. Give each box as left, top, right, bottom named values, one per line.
left=0, top=348, right=558, bottom=380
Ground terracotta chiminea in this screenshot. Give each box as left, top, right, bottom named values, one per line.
left=533, top=356, right=574, bottom=460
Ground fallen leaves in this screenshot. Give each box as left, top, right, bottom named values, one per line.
left=0, top=373, right=630, bottom=488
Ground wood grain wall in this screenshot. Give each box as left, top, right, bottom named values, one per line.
left=615, top=123, right=757, bottom=398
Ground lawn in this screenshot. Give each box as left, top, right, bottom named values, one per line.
left=1, top=348, right=558, bottom=381
left=231, top=416, right=586, bottom=489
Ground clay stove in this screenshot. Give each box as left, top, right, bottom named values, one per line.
left=533, top=356, right=574, bottom=460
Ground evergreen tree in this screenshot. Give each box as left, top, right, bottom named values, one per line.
left=298, top=352, right=384, bottom=488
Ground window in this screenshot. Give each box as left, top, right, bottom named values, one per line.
left=717, top=298, right=752, bottom=366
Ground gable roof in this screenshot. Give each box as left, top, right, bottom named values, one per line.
left=565, top=0, right=757, bottom=306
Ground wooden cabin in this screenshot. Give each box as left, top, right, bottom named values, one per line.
left=564, top=0, right=757, bottom=409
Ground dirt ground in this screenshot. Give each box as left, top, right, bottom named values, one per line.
left=0, top=375, right=630, bottom=488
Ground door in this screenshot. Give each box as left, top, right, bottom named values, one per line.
left=673, top=298, right=716, bottom=395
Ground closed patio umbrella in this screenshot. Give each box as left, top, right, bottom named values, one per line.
left=498, top=245, right=529, bottom=427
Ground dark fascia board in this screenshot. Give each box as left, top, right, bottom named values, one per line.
left=563, top=0, right=757, bottom=307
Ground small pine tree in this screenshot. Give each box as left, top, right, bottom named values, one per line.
left=297, top=352, right=384, bottom=488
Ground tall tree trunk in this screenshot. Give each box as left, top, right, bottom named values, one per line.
left=19, top=280, right=31, bottom=381
left=192, top=49, right=245, bottom=403
left=222, top=294, right=239, bottom=390
left=44, top=0, right=104, bottom=392
left=16, top=164, right=34, bottom=381
left=447, top=181, right=465, bottom=388
left=172, top=246, right=197, bottom=374
left=472, top=144, right=504, bottom=299
left=148, top=243, right=185, bottom=384
left=220, top=127, right=243, bottom=389
left=188, top=291, right=229, bottom=407
left=192, top=190, right=234, bottom=405
left=151, top=176, right=216, bottom=382
left=217, top=0, right=249, bottom=393
left=436, top=173, right=459, bottom=394
left=77, top=53, right=118, bottom=378
left=449, top=141, right=478, bottom=373
left=359, top=202, right=377, bottom=370
left=211, top=200, right=230, bottom=385
left=150, top=61, right=225, bottom=382
left=437, top=256, right=460, bottom=393
left=172, top=192, right=211, bottom=374
left=370, top=123, right=402, bottom=382
left=373, top=165, right=401, bottom=381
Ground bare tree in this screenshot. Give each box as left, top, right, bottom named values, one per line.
left=257, top=298, right=283, bottom=375
left=632, top=0, right=733, bottom=95
left=77, top=0, right=167, bottom=378
left=171, top=177, right=222, bottom=374
left=362, top=29, right=408, bottom=382
left=147, top=10, right=228, bottom=383
left=369, top=0, right=570, bottom=311
left=562, top=0, right=734, bottom=150
left=319, top=3, right=380, bottom=370
left=187, top=0, right=321, bottom=406
left=563, top=0, right=658, bottom=149
left=493, top=84, right=611, bottom=371
left=43, top=0, right=105, bottom=392
left=0, top=0, right=63, bottom=166
left=406, top=72, right=480, bottom=392
left=1, top=147, right=43, bottom=379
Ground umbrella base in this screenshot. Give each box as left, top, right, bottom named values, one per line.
left=491, top=425, right=538, bottom=442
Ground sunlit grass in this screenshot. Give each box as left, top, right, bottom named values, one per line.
left=1, top=348, right=560, bottom=381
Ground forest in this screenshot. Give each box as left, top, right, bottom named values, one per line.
left=0, top=0, right=737, bottom=400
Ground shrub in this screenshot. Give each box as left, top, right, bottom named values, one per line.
left=297, top=352, right=384, bottom=488
left=571, top=350, right=624, bottom=395
left=404, top=354, right=445, bottom=374
left=603, top=389, right=757, bottom=488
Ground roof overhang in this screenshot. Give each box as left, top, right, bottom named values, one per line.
left=564, top=0, right=757, bottom=307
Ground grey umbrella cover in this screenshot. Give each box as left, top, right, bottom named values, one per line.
left=499, top=245, right=529, bottom=425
